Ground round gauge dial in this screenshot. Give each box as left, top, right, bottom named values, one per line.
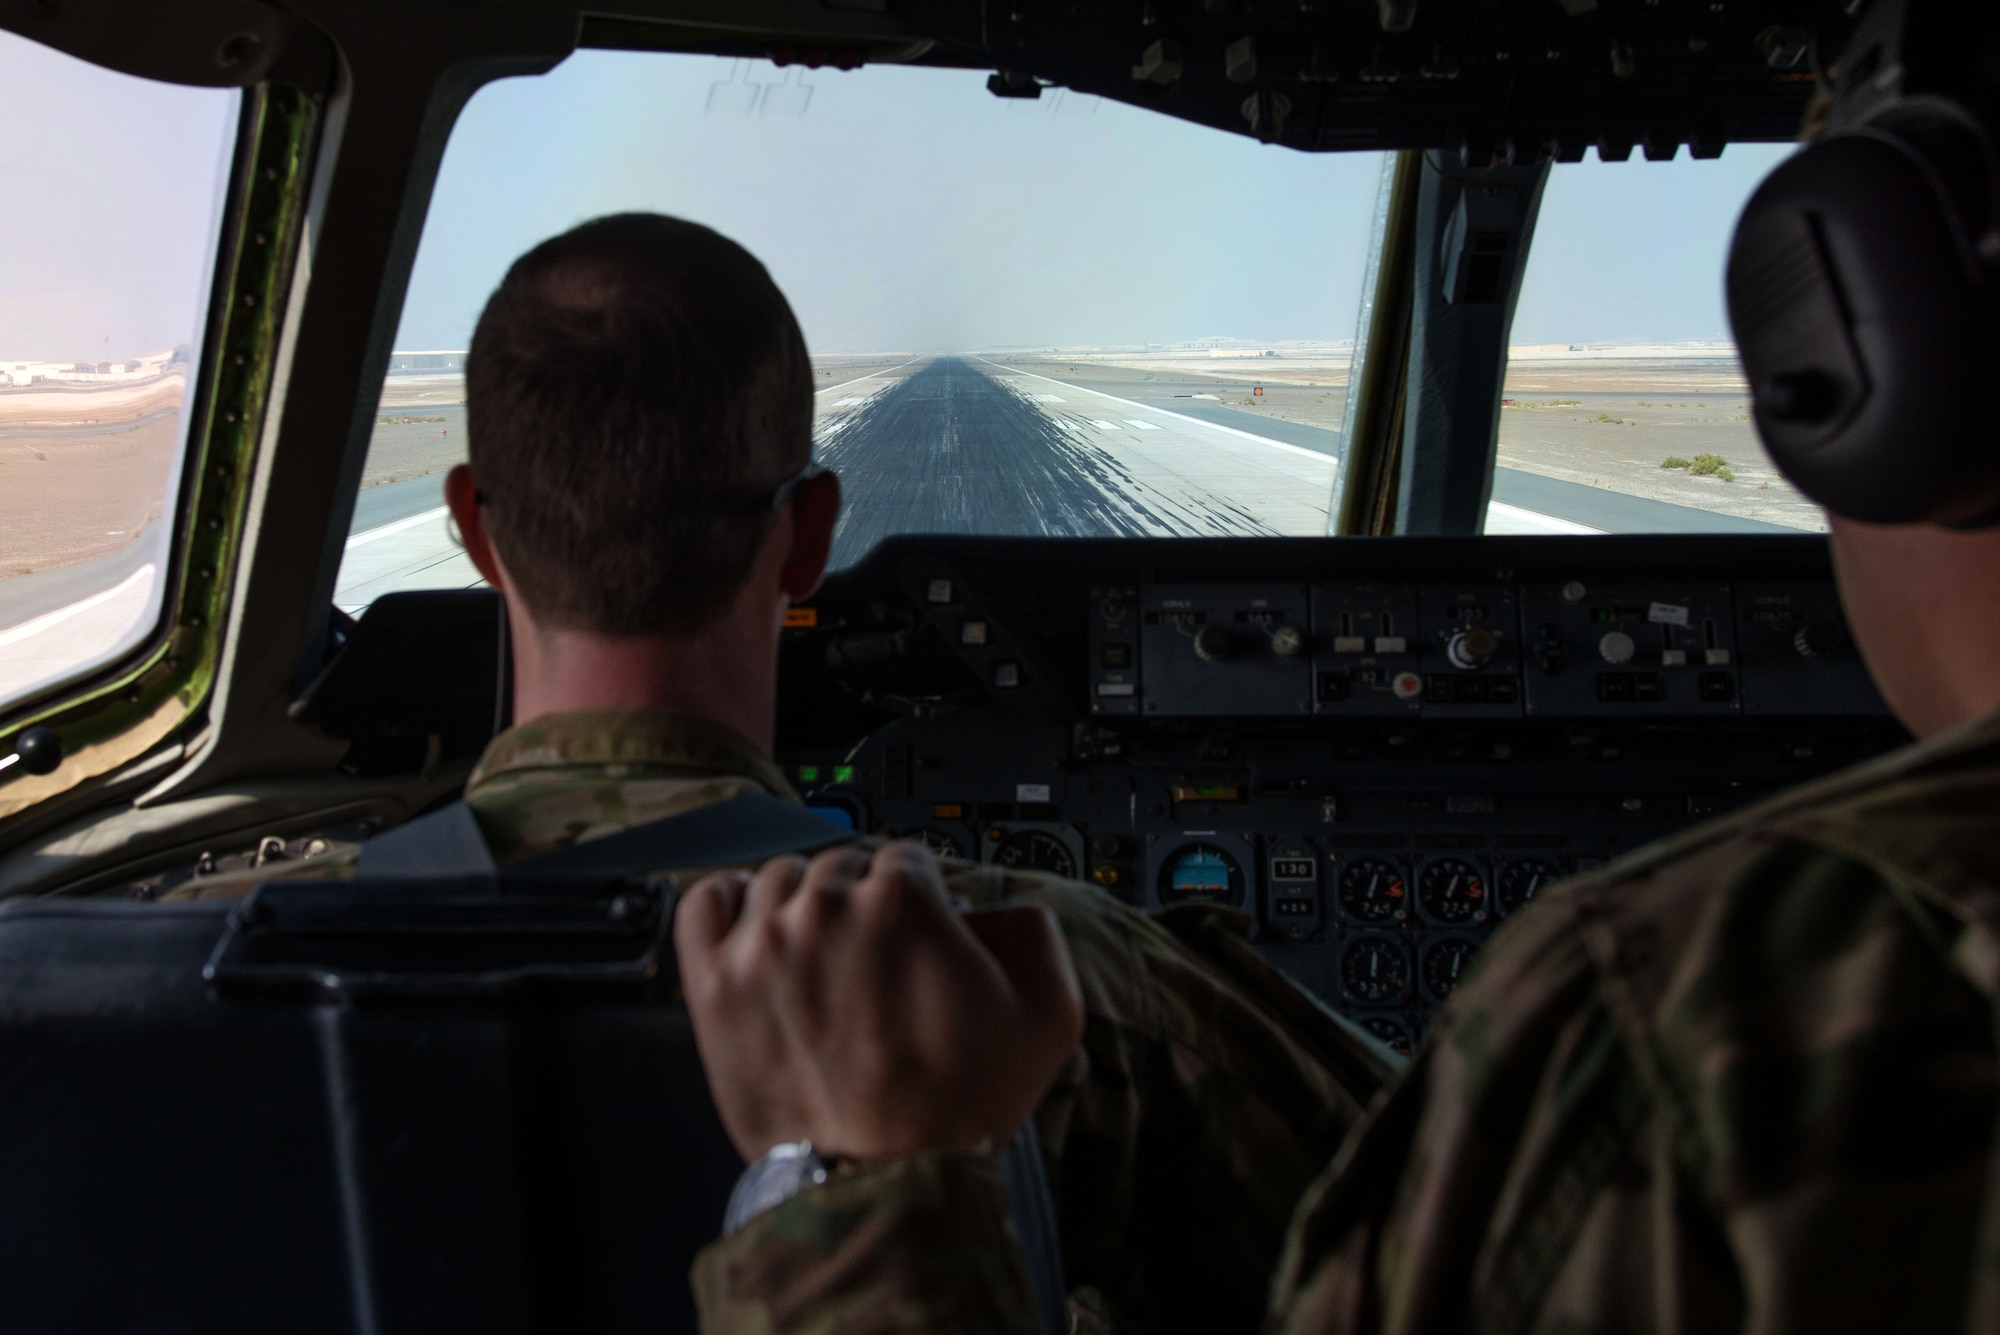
left=1337, top=857, right=1407, bottom=922
left=1498, top=858, right=1561, bottom=917
left=1359, top=1015, right=1413, bottom=1056
left=900, top=826, right=969, bottom=860
left=1339, top=935, right=1411, bottom=1005
left=1417, top=857, right=1488, bottom=924
left=991, top=829, right=1077, bottom=879
left=1157, top=843, right=1244, bottom=906
left=1422, top=937, right=1482, bottom=1001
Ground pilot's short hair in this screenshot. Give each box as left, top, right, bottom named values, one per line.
left=466, top=213, right=813, bottom=636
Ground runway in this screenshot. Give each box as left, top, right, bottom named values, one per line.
left=820, top=357, right=1337, bottom=567
left=0, top=355, right=1818, bottom=699
left=995, top=368, right=1801, bottom=537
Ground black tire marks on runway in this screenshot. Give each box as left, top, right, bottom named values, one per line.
left=816, top=356, right=1278, bottom=568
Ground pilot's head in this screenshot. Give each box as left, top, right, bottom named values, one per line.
left=1730, top=0, right=2000, bottom=735
left=455, top=212, right=825, bottom=638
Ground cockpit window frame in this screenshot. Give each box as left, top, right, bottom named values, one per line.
left=0, top=70, right=320, bottom=825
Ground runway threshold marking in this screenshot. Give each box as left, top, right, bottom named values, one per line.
left=1123, top=419, right=1161, bottom=430
left=814, top=357, right=924, bottom=399
left=975, top=357, right=1334, bottom=464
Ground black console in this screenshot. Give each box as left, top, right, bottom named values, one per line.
left=777, top=535, right=1901, bottom=1052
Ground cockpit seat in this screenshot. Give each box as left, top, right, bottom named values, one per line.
left=0, top=790, right=1066, bottom=1335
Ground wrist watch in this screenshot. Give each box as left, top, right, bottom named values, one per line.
left=722, top=1140, right=831, bottom=1235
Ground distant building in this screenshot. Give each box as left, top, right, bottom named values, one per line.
left=0, top=348, right=181, bottom=387
left=386, top=350, right=467, bottom=374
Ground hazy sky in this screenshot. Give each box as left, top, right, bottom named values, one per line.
left=1513, top=141, right=1795, bottom=346
left=0, top=30, right=237, bottom=363
left=0, top=28, right=1796, bottom=364
left=398, top=53, right=1388, bottom=353
left=400, top=50, right=1797, bottom=356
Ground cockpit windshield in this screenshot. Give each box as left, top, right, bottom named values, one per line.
left=337, top=51, right=1387, bottom=611
left=336, top=50, right=1816, bottom=616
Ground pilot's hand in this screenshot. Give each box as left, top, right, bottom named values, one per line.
left=674, top=841, right=1084, bottom=1164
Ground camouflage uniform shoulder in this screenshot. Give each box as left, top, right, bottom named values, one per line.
left=1270, top=718, right=2000, bottom=1335
left=1508, top=714, right=2000, bottom=1296
left=1539, top=709, right=2000, bottom=1028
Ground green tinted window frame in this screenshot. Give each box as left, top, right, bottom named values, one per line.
left=0, top=83, right=319, bottom=821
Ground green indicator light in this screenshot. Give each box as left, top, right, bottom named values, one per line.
left=797, top=765, right=820, bottom=783
left=833, top=765, right=856, bottom=785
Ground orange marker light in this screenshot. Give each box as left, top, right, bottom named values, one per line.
left=783, top=607, right=818, bottom=628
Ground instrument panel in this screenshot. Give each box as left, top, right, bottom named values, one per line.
left=779, top=535, right=1900, bottom=1052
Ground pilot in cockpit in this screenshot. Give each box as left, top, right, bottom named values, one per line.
left=177, top=209, right=1402, bottom=1333
left=675, top=2, right=2000, bottom=1330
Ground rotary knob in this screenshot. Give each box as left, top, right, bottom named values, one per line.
left=1193, top=625, right=1233, bottom=662
left=1446, top=627, right=1498, bottom=670
left=1598, top=630, right=1636, bottom=665
left=1270, top=625, right=1305, bottom=657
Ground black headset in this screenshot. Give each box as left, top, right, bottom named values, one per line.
left=1727, top=0, right=2000, bottom=526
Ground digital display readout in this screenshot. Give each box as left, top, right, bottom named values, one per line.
left=1270, top=857, right=1316, bottom=880
left=1591, top=606, right=1648, bottom=623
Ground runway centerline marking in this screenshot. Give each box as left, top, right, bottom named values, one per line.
left=1123, top=419, right=1161, bottom=430
left=814, top=357, right=924, bottom=399
left=976, top=357, right=1335, bottom=464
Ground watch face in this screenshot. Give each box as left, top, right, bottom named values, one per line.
left=723, top=1143, right=829, bottom=1236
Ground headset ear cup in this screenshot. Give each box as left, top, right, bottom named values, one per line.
left=1729, top=124, right=2000, bottom=526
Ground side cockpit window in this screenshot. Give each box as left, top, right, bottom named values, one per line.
left=0, top=30, right=239, bottom=712
left=1493, top=145, right=1819, bottom=536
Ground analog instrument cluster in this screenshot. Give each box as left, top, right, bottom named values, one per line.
left=778, top=535, right=1905, bottom=1058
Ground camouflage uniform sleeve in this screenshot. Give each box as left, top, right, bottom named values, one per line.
left=693, top=1153, right=1045, bottom=1335
left=1269, top=814, right=1999, bottom=1335
left=692, top=868, right=1399, bottom=1335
